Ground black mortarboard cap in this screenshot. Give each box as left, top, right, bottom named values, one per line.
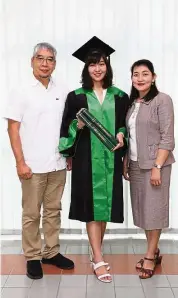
left=72, top=36, right=115, bottom=63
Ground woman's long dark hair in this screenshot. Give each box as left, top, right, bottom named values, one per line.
left=81, top=50, right=113, bottom=89
left=130, top=59, right=159, bottom=105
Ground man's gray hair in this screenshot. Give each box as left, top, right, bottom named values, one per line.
left=33, top=42, right=57, bottom=58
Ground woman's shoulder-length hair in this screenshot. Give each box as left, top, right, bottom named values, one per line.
left=130, top=59, right=159, bottom=105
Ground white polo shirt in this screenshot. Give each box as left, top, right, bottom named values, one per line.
left=4, top=76, right=67, bottom=173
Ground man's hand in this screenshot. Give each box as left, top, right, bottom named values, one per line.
left=113, top=132, right=124, bottom=151
left=66, top=157, right=72, bottom=171
left=8, top=119, right=32, bottom=180
left=16, top=161, right=33, bottom=180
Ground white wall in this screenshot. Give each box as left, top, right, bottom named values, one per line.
left=1, top=0, right=178, bottom=231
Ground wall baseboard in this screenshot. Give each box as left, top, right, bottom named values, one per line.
left=1, top=228, right=178, bottom=235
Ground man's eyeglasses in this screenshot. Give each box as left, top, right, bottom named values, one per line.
left=35, top=55, right=55, bottom=65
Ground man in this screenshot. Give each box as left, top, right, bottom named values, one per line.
left=4, top=42, right=74, bottom=279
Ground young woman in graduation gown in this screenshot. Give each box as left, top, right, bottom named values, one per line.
left=59, top=37, right=129, bottom=283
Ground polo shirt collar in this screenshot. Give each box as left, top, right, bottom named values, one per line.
left=30, top=74, right=55, bottom=88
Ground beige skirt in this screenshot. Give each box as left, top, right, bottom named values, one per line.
left=129, top=160, right=172, bottom=230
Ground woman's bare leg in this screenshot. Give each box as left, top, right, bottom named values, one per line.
left=137, top=230, right=159, bottom=269
left=139, top=229, right=162, bottom=278
left=101, top=222, right=107, bottom=245
left=86, top=221, right=111, bottom=281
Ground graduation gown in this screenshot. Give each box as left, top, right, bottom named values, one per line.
left=59, top=86, right=129, bottom=223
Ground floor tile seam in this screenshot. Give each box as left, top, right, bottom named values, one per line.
left=86, top=274, right=88, bottom=298
left=4, top=285, right=32, bottom=289
left=166, top=274, right=174, bottom=288
left=113, top=274, right=142, bottom=287
left=140, top=283, right=147, bottom=298
left=132, top=244, right=136, bottom=255
left=54, top=277, right=61, bottom=298
left=2, top=252, right=178, bottom=256
left=3, top=270, right=12, bottom=287
left=170, top=287, right=176, bottom=298
left=63, top=245, right=67, bottom=254
left=30, top=279, right=35, bottom=289
left=114, top=287, right=146, bottom=298
left=1, top=285, right=177, bottom=292
left=142, top=286, right=172, bottom=288
left=1, top=275, right=9, bottom=288
left=113, top=284, right=116, bottom=298
left=1, top=285, right=175, bottom=288
left=166, top=274, right=178, bottom=276
left=85, top=273, right=87, bottom=291
left=85, top=275, right=88, bottom=298
left=114, top=285, right=143, bottom=288
left=131, top=242, right=136, bottom=254
left=3, top=272, right=178, bottom=276
left=2, top=286, right=30, bottom=289
left=26, top=282, right=61, bottom=298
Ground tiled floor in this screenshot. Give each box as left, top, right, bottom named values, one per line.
left=1, top=239, right=178, bottom=297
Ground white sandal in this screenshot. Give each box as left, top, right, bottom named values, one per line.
left=89, top=247, right=110, bottom=271
left=93, top=261, right=112, bottom=283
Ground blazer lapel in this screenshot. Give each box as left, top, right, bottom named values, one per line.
left=126, top=103, right=135, bottom=129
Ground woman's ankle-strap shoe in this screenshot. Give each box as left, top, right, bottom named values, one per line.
left=93, top=261, right=112, bottom=283
left=89, top=247, right=110, bottom=271
left=136, top=248, right=162, bottom=270
left=139, top=257, right=156, bottom=279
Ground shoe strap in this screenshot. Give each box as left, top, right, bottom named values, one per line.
left=140, top=267, right=154, bottom=275
left=155, top=248, right=160, bottom=255
left=137, top=258, right=144, bottom=264
left=89, top=248, right=93, bottom=262
left=92, top=261, right=109, bottom=266
left=144, top=257, right=155, bottom=262
left=98, top=273, right=111, bottom=280
left=93, top=261, right=107, bottom=270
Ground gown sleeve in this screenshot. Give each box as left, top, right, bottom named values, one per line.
left=116, top=92, right=130, bottom=156
left=58, top=91, right=80, bottom=157
left=117, top=93, right=130, bottom=138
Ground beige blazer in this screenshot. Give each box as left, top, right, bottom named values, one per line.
left=126, top=92, right=175, bottom=169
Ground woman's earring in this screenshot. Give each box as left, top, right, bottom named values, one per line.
left=152, top=81, right=155, bottom=85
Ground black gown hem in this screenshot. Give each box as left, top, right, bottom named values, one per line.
left=69, top=215, right=124, bottom=224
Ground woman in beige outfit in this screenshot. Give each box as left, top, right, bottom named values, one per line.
left=123, top=59, right=175, bottom=279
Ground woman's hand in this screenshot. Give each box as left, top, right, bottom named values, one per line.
left=123, top=154, right=130, bottom=181
left=150, top=168, right=161, bottom=186
left=66, top=157, right=72, bottom=171
left=123, top=165, right=130, bottom=181
left=113, top=132, right=124, bottom=151
left=77, top=119, right=85, bottom=130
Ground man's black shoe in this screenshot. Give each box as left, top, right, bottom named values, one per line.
left=26, top=260, right=43, bottom=279
left=42, top=253, right=74, bottom=269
